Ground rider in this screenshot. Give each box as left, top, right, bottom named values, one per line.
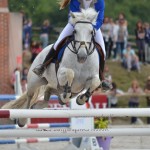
left=33, top=0, right=111, bottom=90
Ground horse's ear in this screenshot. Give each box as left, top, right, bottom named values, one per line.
left=90, top=13, right=98, bottom=24
left=70, top=12, right=76, bottom=18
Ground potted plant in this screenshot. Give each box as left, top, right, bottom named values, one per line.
left=94, top=117, right=112, bottom=150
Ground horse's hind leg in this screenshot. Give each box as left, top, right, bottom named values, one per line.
left=76, top=75, right=100, bottom=105
left=17, top=78, right=48, bottom=127
left=16, top=93, right=33, bottom=127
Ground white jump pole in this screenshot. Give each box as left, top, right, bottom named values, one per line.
left=1, top=108, right=150, bottom=118
left=0, top=128, right=150, bottom=138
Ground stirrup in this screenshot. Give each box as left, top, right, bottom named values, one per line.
left=32, top=65, right=45, bottom=77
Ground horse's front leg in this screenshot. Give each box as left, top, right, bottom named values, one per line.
left=57, top=67, right=74, bottom=104
left=76, top=75, right=100, bottom=105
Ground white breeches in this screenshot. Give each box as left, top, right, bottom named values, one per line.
left=54, top=23, right=106, bottom=59
left=54, top=23, right=74, bottom=50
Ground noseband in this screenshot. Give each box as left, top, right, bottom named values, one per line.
left=68, top=21, right=96, bottom=56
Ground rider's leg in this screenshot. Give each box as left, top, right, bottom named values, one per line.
left=95, top=29, right=112, bottom=90
left=33, top=23, right=74, bottom=77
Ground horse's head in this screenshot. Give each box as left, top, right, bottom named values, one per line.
left=69, top=8, right=98, bottom=63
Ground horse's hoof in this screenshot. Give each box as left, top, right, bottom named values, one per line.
left=76, top=95, right=86, bottom=105
left=58, top=96, right=66, bottom=105
left=16, top=119, right=26, bottom=127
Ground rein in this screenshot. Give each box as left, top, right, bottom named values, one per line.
left=67, top=21, right=96, bottom=56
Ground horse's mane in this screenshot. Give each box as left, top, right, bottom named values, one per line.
left=69, top=8, right=97, bottom=25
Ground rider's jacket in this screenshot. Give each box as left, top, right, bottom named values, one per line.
left=69, top=0, right=105, bottom=30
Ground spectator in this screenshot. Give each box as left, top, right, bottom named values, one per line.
left=22, top=67, right=29, bottom=79
left=144, top=76, right=150, bottom=124
left=23, top=19, right=28, bottom=47
left=31, top=41, right=42, bottom=62
left=128, top=80, right=143, bottom=124
left=144, top=22, right=150, bottom=63
left=21, top=77, right=27, bottom=93
left=122, top=44, right=140, bottom=72
left=112, top=20, right=119, bottom=60
left=118, top=13, right=128, bottom=48
left=107, top=82, right=124, bottom=108
left=116, top=14, right=128, bottom=60
left=135, top=21, right=145, bottom=63
left=101, top=17, right=111, bottom=59
left=27, top=18, right=32, bottom=39
left=23, top=19, right=32, bottom=50
left=23, top=33, right=31, bottom=50
left=40, top=19, right=52, bottom=49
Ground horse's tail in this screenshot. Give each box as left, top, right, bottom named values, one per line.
left=1, top=92, right=28, bottom=109
left=1, top=86, right=46, bottom=109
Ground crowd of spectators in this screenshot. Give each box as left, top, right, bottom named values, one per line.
left=21, top=11, right=150, bottom=71
left=101, top=13, right=150, bottom=73
left=101, top=13, right=128, bottom=60
left=104, top=66, right=150, bottom=124
left=22, top=12, right=53, bottom=62
left=101, top=65, right=150, bottom=124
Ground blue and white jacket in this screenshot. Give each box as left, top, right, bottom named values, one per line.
left=69, top=0, right=105, bottom=30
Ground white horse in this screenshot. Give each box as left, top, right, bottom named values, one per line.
left=2, top=8, right=101, bottom=127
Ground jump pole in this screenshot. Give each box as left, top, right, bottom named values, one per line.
left=0, top=128, right=150, bottom=137
left=1, top=108, right=150, bottom=118
left=0, top=123, right=70, bottom=130
left=0, top=137, right=70, bottom=144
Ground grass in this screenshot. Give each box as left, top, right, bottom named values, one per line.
left=107, top=61, right=150, bottom=91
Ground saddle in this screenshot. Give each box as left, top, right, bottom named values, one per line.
left=54, top=36, right=105, bottom=80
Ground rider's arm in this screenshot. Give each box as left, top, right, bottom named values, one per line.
left=94, top=0, right=105, bottom=30
left=69, top=0, right=80, bottom=12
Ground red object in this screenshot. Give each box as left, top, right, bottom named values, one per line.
left=27, top=138, right=38, bottom=143
left=91, top=94, right=108, bottom=108
left=0, top=110, right=10, bottom=118
left=86, top=102, right=90, bottom=108
left=31, top=99, right=69, bottom=123
left=16, top=56, right=22, bottom=64
left=27, top=124, right=38, bottom=128
left=31, top=118, right=69, bottom=123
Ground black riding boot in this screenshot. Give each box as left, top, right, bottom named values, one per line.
left=33, top=46, right=57, bottom=77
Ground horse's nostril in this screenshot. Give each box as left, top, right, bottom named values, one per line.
left=77, top=55, right=87, bottom=63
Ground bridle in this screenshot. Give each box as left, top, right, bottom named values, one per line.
left=67, top=21, right=96, bottom=56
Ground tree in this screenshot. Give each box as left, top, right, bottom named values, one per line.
left=9, top=0, right=150, bottom=33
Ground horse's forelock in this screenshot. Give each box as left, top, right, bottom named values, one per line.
left=69, top=8, right=97, bottom=25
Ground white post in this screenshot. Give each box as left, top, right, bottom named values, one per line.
left=14, top=71, right=22, bottom=96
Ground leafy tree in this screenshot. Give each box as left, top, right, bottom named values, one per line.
left=9, top=0, right=150, bottom=33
